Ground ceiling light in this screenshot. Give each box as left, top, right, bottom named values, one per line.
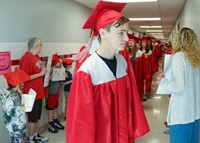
left=149, top=33, right=163, bottom=35
left=103, top=0, right=157, bottom=2
left=146, top=30, right=163, bottom=32
left=130, top=18, right=161, bottom=21
left=140, top=26, right=162, bottom=28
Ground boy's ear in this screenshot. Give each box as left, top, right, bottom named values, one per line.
left=99, top=28, right=106, bottom=39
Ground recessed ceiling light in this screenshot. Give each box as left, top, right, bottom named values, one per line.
left=146, top=30, right=163, bottom=32
left=103, top=0, right=157, bottom=2
left=129, top=18, right=161, bottom=21
left=140, top=26, right=162, bottom=28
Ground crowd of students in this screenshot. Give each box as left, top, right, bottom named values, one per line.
left=126, top=33, right=174, bottom=102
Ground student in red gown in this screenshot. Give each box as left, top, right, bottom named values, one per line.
left=66, top=1, right=149, bottom=143
left=140, top=38, right=158, bottom=97
left=126, top=34, right=146, bottom=101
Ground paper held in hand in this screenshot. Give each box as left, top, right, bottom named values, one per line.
left=156, top=54, right=172, bottom=94
left=21, top=88, right=36, bottom=112
left=44, top=55, right=52, bottom=87
left=52, top=65, right=66, bottom=81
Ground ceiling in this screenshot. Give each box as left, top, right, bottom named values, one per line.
left=73, top=0, right=186, bottom=40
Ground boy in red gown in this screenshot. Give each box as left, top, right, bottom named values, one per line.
left=66, top=1, right=149, bottom=143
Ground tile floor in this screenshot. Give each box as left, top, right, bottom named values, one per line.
left=42, top=60, right=171, bottom=143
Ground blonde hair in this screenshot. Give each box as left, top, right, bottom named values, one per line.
left=173, top=27, right=200, bottom=69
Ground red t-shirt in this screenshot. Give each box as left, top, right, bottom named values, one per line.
left=20, top=52, right=45, bottom=100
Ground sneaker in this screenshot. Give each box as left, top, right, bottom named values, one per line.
left=142, top=96, right=147, bottom=102
left=54, top=121, right=65, bottom=130
left=34, top=134, right=49, bottom=142
left=28, top=137, right=39, bottom=143
left=48, top=124, right=59, bottom=133
left=163, top=129, right=170, bottom=134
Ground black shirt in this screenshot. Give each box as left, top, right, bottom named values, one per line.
left=97, top=53, right=117, bottom=77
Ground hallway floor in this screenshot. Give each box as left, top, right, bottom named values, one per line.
left=41, top=60, right=170, bottom=143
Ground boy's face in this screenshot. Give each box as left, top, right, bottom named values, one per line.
left=10, top=85, right=20, bottom=92
left=54, top=61, right=62, bottom=68
left=104, top=22, right=129, bottom=52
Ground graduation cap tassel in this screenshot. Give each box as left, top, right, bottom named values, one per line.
left=71, top=30, right=95, bottom=62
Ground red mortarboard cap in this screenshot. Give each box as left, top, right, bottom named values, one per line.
left=155, top=39, right=161, bottom=43
left=141, top=37, right=155, bottom=42
left=51, top=53, right=60, bottom=67
left=62, top=58, right=74, bottom=66
left=128, top=34, right=140, bottom=43
left=82, top=0, right=127, bottom=32
left=4, top=68, right=30, bottom=86
left=141, top=37, right=148, bottom=43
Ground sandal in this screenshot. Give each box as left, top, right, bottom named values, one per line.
left=48, top=124, right=59, bottom=133
left=54, top=121, right=65, bottom=130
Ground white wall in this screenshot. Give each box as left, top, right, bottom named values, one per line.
left=0, top=0, right=91, bottom=142
left=0, top=0, right=91, bottom=43
left=169, top=0, right=200, bottom=42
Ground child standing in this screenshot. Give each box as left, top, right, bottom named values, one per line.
left=46, top=54, right=65, bottom=133
left=62, top=58, right=74, bottom=119
left=0, top=68, right=30, bottom=143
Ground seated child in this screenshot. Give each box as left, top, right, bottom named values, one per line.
left=0, top=68, right=30, bottom=143
left=46, top=54, right=65, bottom=133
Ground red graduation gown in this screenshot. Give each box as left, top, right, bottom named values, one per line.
left=133, top=50, right=146, bottom=101
left=66, top=53, right=149, bottom=143
left=143, top=51, right=158, bottom=93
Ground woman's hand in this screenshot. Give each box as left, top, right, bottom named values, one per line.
left=40, top=68, right=47, bottom=76
left=157, top=73, right=165, bottom=83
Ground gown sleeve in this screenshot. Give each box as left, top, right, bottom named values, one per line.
left=120, top=49, right=150, bottom=138
left=66, top=71, right=95, bottom=143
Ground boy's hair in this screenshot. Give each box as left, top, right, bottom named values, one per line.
left=8, top=84, right=16, bottom=90
left=98, top=16, right=129, bottom=42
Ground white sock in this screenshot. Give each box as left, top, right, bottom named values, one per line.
left=28, top=135, right=34, bottom=140
left=34, top=132, right=38, bottom=136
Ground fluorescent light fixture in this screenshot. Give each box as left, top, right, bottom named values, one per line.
left=130, top=18, right=161, bottom=21
left=146, top=30, right=163, bottom=32
left=140, top=26, right=162, bottom=28
left=103, top=0, right=157, bottom=2
left=149, top=33, right=163, bottom=35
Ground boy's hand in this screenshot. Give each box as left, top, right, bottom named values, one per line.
left=65, top=73, right=69, bottom=78
left=49, top=73, right=53, bottom=80
left=20, top=105, right=26, bottom=112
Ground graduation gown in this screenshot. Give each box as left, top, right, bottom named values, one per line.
left=66, top=52, right=149, bottom=143
left=132, top=50, right=146, bottom=101
left=143, top=50, right=158, bottom=93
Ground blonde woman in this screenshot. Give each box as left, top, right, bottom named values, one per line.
left=160, top=27, right=200, bottom=143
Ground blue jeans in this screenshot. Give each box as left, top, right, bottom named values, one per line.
left=170, top=119, right=200, bottom=143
